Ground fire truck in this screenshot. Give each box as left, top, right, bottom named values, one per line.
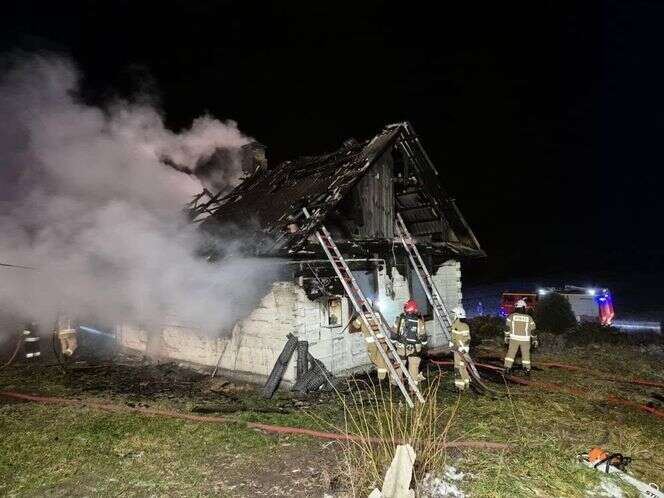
left=500, top=286, right=615, bottom=325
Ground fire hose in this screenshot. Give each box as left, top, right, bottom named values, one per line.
left=0, top=390, right=509, bottom=451
left=537, top=361, right=664, bottom=389
left=443, top=347, right=495, bottom=396
left=430, top=360, right=664, bottom=418
left=0, top=332, right=23, bottom=370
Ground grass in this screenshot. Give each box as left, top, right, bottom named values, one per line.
left=0, top=402, right=277, bottom=497
left=0, top=341, right=663, bottom=497
left=0, top=367, right=333, bottom=497
left=328, top=343, right=663, bottom=496
left=437, top=381, right=656, bottom=497
left=431, top=343, right=663, bottom=497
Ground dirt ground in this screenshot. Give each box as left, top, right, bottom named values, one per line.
left=211, top=442, right=341, bottom=497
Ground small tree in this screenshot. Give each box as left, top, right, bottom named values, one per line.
left=535, top=292, right=577, bottom=334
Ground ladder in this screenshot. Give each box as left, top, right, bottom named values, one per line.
left=394, top=212, right=452, bottom=343
left=302, top=208, right=424, bottom=407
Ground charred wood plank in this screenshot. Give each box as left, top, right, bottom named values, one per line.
left=262, top=333, right=298, bottom=399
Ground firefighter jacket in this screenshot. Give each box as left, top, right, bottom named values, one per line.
left=504, top=313, right=537, bottom=343
left=451, top=318, right=471, bottom=352
left=393, top=313, right=428, bottom=347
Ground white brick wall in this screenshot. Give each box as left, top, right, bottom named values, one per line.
left=116, top=324, right=148, bottom=352
left=426, top=259, right=463, bottom=345
left=116, top=260, right=464, bottom=386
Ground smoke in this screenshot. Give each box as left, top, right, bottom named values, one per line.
left=0, top=55, right=280, bottom=335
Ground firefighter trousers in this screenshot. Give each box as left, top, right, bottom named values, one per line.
left=398, top=354, right=422, bottom=387
left=504, top=339, right=531, bottom=370
left=453, top=351, right=471, bottom=390
left=394, top=342, right=423, bottom=387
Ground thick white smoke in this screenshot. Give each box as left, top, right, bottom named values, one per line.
left=0, top=55, right=280, bottom=335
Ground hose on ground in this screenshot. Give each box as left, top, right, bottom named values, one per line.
left=0, top=332, right=23, bottom=370
left=0, top=390, right=510, bottom=451
left=538, top=361, right=664, bottom=389
left=431, top=360, right=664, bottom=418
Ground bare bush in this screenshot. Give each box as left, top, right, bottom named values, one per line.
left=329, top=377, right=459, bottom=496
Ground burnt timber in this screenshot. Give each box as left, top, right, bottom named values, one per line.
left=190, top=122, right=484, bottom=268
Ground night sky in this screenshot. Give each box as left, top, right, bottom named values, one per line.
left=2, top=1, right=662, bottom=306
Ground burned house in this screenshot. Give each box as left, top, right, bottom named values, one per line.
left=117, top=122, right=484, bottom=385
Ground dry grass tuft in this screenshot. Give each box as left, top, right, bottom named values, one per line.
left=329, top=376, right=458, bottom=495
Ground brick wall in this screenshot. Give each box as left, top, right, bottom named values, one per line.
left=115, top=260, right=463, bottom=386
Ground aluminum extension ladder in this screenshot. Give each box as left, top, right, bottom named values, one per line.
left=395, top=213, right=489, bottom=392
left=302, top=208, right=424, bottom=407
left=394, top=212, right=452, bottom=343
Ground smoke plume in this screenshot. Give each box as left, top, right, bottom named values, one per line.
left=0, top=55, right=280, bottom=335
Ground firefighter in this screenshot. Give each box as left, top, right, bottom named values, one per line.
left=353, top=312, right=389, bottom=381
left=22, top=322, right=41, bottom=360
left=392, top=299, right=428, bottom=389
left=503, top=299, right=538, bottom=373
left=56, top=316, right=78, bottom=358
left=450, top=306, right=471, bottom=391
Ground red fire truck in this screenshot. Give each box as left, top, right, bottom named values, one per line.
left=500, top=286, right=615, bottom=325
left=500, top=292, right=538, bottom=317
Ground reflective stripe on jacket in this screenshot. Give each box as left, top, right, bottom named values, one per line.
left=451, top=318, right=471, bottom=347
left=505, top=313, right=536, bottom=341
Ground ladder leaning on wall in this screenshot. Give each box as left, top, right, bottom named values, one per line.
left=395, top=212, right=491, bottom=393
left=394, top=212, right=453, bottom=343
left=302, top=208, right=424, bottom=408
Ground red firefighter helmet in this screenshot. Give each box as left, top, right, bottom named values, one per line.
left=403, top=299, right=419, bottom=314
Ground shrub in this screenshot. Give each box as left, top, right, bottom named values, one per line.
left=468, top=316, right=504, bottom=339
left=534, top=293, right=576, bottom=334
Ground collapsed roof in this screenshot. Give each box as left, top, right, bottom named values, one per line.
left=189, top=122, right=484, bottom=259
